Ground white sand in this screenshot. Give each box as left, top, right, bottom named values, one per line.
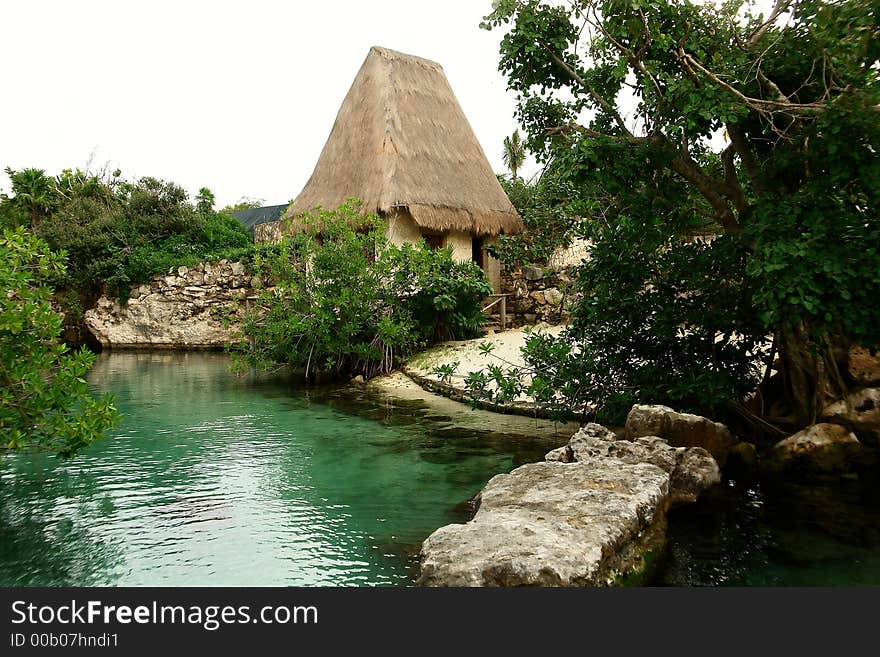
left=403, top=325, right=564, bottom=402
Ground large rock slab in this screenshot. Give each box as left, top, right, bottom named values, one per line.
left=765, top=423, right=866, bottom=474
left=418, top=460, right=669, bottom=587
left=418, top=423, right=720, bottom=587
left=625, top=404, right=736, bottom=465
left=85, top=295, right=233, bottom=348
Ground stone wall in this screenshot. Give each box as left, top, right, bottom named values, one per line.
left=85, top=260, right=262, bottom=349
left=500, top=264, right=579, bottom=327
left=253, top=220, right=285, bottom=244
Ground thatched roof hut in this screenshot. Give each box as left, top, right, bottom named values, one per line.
left=282, top=46, right=521, bottom=237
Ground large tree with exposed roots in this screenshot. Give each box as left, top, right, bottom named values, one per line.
left=477, top=1, right=879, bottom=431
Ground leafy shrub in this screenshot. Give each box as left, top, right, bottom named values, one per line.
left=0, top=228, right=120, bottom=458
left=232, top=201, right=491, bottom=379
left=0, top=169, right=253, bottom=304
left=490, top=171, right=579, bottom=267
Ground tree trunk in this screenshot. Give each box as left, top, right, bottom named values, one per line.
left=776, top=322, right=847, bottom=429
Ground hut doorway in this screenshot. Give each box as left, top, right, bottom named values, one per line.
left=472, top=236, right=484, bottom=269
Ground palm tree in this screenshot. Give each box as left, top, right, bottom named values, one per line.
left=195, top=187, right=215, bottom=215
left=502, top=130, right=525, bottom=181
left=6, top=167, right=55, bottom=227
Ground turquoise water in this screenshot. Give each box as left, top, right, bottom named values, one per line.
left=0, top=352, right=559, bottom=586
left=4, top=352, right=879, bottom=586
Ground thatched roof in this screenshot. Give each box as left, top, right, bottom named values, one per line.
left=284, top=46, right=522, bottom=236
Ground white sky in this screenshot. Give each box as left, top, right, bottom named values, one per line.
left=0, top=0, right=534, bottom=208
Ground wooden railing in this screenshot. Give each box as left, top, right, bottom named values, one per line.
left=481, top=293, right=508, bottom=331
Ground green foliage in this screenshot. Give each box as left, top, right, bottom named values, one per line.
left=431, top=361, right=459, bottom=384
left=0, top=168, right=253, bottom=302
left=195, top=187, right=216, bottom=216
left=232, top=201, right=492, bottom=379
left=502, top=129, right=526, bottom=180
left=3, top=167, right=57, bottom=227
left=491, top=169, right=580, bottom=266
left=220, top=197, right=264, bottom=214
left=480, top=0, right=880, bottom=426
left=0, top=228, right=120, bottom=458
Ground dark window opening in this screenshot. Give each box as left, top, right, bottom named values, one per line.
left=422, top=232, right=445, bottom=250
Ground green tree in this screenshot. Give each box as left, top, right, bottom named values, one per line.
left=196, top=187, right=216, bottom=215
left=0, top=228, right=120, bottom=458
left=4, top=167, right=56, bottom=228
left=220, top=197, right=264, bottom=214
left=480, top=0, right=880, bottom=429
left=502, top=129, right=526, bottom=180
left=492, top=167, right=579, bottom=265
left=0, top=169, right=253, bottom=304
left=233, top=201, right=492, bottom=379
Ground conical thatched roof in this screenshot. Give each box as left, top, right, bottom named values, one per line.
left=284, top=46, right=522, bottom=236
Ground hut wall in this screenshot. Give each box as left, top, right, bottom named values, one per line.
left=483, top=236, right=501, bottom=292
left=386, top=210, right=423, bottom=247
left=446, top=230, right=472, bottom=264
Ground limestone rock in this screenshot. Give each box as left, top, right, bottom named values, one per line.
left=766, top=423, right=865, bottom=474
left=523, top=265, right=544, bottom=281
left=625, top=404, right=736, bottom=465
left=822, top=388, right=880, bottom=446
left=848, top=347, right=880, bottom=386
left=418, top=422, right=720, bottom=587
left=418, top=459, right=669, bottom=587
left=726, top=441, right=758, bottom=473
left=544, top=287, right=564, bottom=306
left=544, top=446, right=569, bottom=462
left=549, top=423, right=719, bottom=506
left=84, top=260, right=254, bottom=349
left=669, top=447, right=721, bottom=505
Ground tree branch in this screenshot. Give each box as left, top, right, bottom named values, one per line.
left=721, top=144, right=749, bottom=212
left=667, top=150, right=743, bottom=234
left=746, top=0, right=793, bottom=48
left=546, top=123, right=744, bottom=234
left=680, top=49, right=827, bottom=115
left=537, top=40, right=634, bottom=136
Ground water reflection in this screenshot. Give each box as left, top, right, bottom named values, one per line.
left=0, top=352, right=558, bottom=586
left=657, top=474, right=880, bottom=586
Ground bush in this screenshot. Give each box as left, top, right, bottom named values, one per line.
left=0, top=228, right=120, bottom=458
left=232, top=201, right=491, bottom=379
left=490, top=171, right=580, bottom=267
left=1, top=168, right=253, bottom=303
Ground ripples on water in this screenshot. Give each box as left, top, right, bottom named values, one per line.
left=4, top=353, right=880, bottom=586
left=0, top=352, right=558, bottom=587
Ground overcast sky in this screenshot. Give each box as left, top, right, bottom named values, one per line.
left=0, top=0, right=536, bottom=208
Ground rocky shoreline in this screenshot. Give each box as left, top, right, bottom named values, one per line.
left=84, top=260, right=260, bottom=349
left=417, top=380, right=880, bottom=586
left=418, top=421, right=722, bottom=586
